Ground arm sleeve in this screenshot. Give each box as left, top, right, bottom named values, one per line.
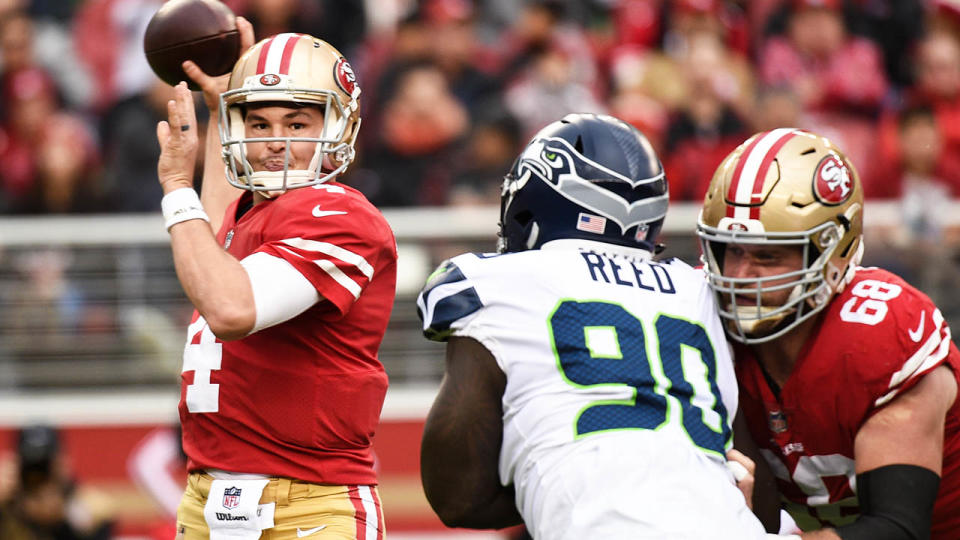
left=240, top=252, right=322, bottom=333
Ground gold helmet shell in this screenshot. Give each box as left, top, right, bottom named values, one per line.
left=696, top=128, right=864, bottom=343
left=218, top=33, right=361, bottom=192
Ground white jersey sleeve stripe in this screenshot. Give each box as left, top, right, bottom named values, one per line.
left=875, top=312, right=952, bottom=407
left=276, top=245, right=363, bottom=299
left=280, top=237, right=375, bottom=279
left=885, top=309, right=945, bottom=389
left=240, top=252, right=321, bottom=333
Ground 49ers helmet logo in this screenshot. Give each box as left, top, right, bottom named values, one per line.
left=259, top=74, right=280, bottom=86
left=813, top=154, right=852, bottom=205
left=333, top=57, right=357, bottom=95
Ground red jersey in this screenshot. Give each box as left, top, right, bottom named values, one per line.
left=178, top=183, right=397, bottom=485
left=736, top=268, right=960, bottom=536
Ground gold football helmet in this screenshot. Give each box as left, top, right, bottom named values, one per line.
left=696, top=129, right=864, bottom=344
left=218, top=33, right=361, bottom=192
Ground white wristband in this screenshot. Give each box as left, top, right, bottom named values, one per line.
left=161, top=187, right=209, bottom=231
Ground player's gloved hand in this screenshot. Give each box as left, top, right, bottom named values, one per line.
left=182, top=15, right=255, bottom=111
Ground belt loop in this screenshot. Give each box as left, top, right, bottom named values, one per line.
left=276, top=477, right=291, bottom=506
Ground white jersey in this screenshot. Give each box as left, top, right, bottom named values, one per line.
left=418, top=241, right=767, bottom=539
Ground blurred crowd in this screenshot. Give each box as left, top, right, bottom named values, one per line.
left=1, top=0, right=960, bottom=260
left=0, top=0, right=958, bottom=209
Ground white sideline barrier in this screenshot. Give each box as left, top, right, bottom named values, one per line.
left=0, top=200, right=953, bottom=420
left=0, top=201, right=932, bottom=247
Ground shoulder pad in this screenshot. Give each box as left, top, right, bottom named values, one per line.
left=417, top=257, right=484, bottom=341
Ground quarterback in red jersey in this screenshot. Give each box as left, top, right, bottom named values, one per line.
left=155, top=26, right=395, bottom=540
left=697, top=129, right=960, bottom=539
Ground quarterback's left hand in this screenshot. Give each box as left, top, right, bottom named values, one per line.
left=156, top=81, right=199, bottom=194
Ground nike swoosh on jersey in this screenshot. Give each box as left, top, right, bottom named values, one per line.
left=296, top=525, right=327, bottom=537
left=908, top=310, right=926, bottom=343
left=312, top=205, right=347, bottom=218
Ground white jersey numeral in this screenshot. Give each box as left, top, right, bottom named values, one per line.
left=182, top=315, right=222, bottom=413
left=762, top=449, right=860, bottom=528
left=839, top=279, right=903, bottom=326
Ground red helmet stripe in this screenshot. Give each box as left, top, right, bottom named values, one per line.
left=255, top=35, right=276, bottom=74
left=726, top=128, right=799, bottom=220
left=727, top=134, right=764, bottom=204
left=278, top=33, right=302, bottom=74
left=726, top=133, right=764, bottom=217
left=255, top=33, right=302, bottom=75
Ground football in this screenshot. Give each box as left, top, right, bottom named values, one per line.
left=143, top=0, right=240, bottom=90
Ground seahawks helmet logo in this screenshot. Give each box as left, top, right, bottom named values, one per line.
left=508, top=137, right=668, bottom=233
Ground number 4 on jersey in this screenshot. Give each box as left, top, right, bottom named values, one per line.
left=183, top=315, right=222, bottom=413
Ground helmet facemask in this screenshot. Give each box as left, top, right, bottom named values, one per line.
left=219, top=85, right=359, bottom=192
left=698, top=221, right=861, bottom=344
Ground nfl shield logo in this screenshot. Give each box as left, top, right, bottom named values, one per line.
left=222, top=487, right=241, bottom=509
left=768, top=410, right=788, bottom=434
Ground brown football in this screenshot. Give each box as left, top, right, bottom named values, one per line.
left=143, top=0, right=240, bottom=90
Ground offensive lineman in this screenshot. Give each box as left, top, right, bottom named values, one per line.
left=697, top=128, right=960, bottom=539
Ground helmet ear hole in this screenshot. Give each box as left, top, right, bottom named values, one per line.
left=514, top=210, right=534, bottom=228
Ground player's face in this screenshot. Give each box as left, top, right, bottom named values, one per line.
left=720, top=243, right=804, bottom=307
left=243, top=105, right=325, bottom=172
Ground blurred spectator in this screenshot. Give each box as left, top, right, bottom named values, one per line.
left=662, top=33, right=750, bottom=201
left=606, top=1, right=753, bottom=147
left=0, top=7, right=93, bottom=113
left=869, top=106, right=960, bottom=228
left=505, top=47, right=606, bottom=140
left=751, top=84, right=803, bottom=132
left=492, top=0, right=600, bottom=98
left=909, top=30, right=960, bottom=178
left=0, top=68, right=102, bottom=214
left=100, top=79, right=175, bottom=212
left=422, top=0, right=501, bottom=120
left=609, top=0, right=663, bottom=52
left=448, top=106, right=522, bottom=206
left=355, top=10, right=433, bottom=153
left=72, top=0, right=162, bottom=112
left=843, top=0, right=926, bottom=88
left=661, top=0, right=750, bottom=57
left=0, top=425, right=113, bottom=540
left=8, top=249, right=87, bottom=342
left=240, top=0, right=366, bottom=55
left=354, top=59, right=469, bottom=206
left=758, top=0, right=888, bottom=115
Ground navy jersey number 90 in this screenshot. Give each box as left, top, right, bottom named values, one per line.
left=548, top=299, right=730, bottom=456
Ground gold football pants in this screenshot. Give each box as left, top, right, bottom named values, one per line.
left=176, top=473, right=385, bottom=540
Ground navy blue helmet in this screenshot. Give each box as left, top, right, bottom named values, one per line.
left=497, top=113, right=668, bottom=253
